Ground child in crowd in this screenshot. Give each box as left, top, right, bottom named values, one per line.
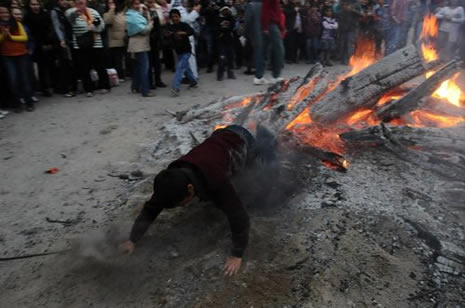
left=305, top=2, right=321, bottom=64
left=165, top=8, right=197, bottom=96
left=217, top=6, right=236, bottom=81
left=319, top=6, right=338, bottom=66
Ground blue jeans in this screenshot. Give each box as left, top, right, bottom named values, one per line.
left=132, top=51, right=150, bottom=95
left=386, top=23, right=402, bottom=55
left=268, top=23, right=284, bottom=78
left=2, top=55, right=33, bottom=106
left=172, top=52, right=196, bottom=90
left=306, top=37, right=319, bottom=63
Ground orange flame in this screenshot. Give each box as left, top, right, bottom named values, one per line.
left=286, top=107, right=312, bottom=130
left=420, top=14, right=439, bottom=38
left=409, top=110, right=464, bottom=127
left=421, top=42, right=439, bottom=62
left=432, top=73, right=463, bottom=107
left=346, top=37, right=378, bottom=77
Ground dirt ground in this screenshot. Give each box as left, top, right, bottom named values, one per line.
left=1, top=64, right=464, bottom=307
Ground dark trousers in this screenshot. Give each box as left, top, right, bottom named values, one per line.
left=76, top=47, right=110, bottom=93
left=149, top=40, right=163, bottom=86
left=132, top=51, right=150, bottom=96
left=55, top=47, right=75, bottom=94
left=110, top=47, right=126, bottom=79
left=2, top=55, right=34, bottom=107
left=34, top=50, right=54, bottom=91
left=218, top=40, right=234, bottom=78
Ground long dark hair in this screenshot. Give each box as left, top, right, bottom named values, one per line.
left=114, top=0, right=125, bottom=13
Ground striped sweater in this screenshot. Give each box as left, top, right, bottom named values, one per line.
left=65, top=7, right=105, bottom=49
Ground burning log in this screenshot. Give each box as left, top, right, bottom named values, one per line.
left=376, top=59, right=462, bottom=122
left=309, top=44, right=441, bottom=124
left=340, top=124, right=465, bottom=181
left=420, top=97, right=465, bottom=117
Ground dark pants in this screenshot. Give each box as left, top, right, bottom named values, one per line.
left=110, top=47, right=126, bottom=79
left=34, top=50, right=54, bottom=91
left=132, top=51, right=150, bottom=95
left=2, top=55, right=34, bottom=107
left=55, top=47, right=75, bottom=94
left=218, top=40, right=235, bottom=79
left=150, top=40, right=164, bottom=86
left=306, top=37, right=319, bottom=63
left=76, top=47, right=110, bottom=93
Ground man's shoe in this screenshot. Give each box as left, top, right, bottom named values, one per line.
left=100, top=89, right=110, bottom=94
left=171, top=89, right=180, bottom=97
left=217, top=75, right=224, bottom=81
left=25, top=104, right=35, bottom=112
left=189, top=82, right=198, bottom=89
left=31, top=96, right=39, bottom=103
left=86, top=92, right=93, bottom=97
left=142, top=92, right=156, bottom=97
left=253, top=77, right=269, bottom=85
left=244, top=69, right=255, bottom=75
left=156, top=82, right=167, bottom=88
left=181, top=77, right=190, bottom=84
left=228, top=71, right=236, bottom=79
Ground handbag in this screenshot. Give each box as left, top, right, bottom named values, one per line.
left=76, top=31, right=94, bottom=49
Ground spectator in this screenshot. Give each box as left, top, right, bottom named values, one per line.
left=51, top=0, right=76, bottom=97
left=103, top=0, right=127, bottom=81
left=146, top=0, right=167, bottom=88
left=157, top=0, right=175, bottom=72
left=334, top=0, right=361, bottom=64
left=66, top=0, right=111, bottom=97
left=244, top=0, right=267, bottom=85
left=386, top=0, right=407, bottom=54
left=200, top=0, right=219, bottom=73
left=373, top=0, right=390, bottom=55
left=170, top=0, right=201, bottom=80
left=304, top=2, right=321, bottom=64
left=23, top=0, right=55, bottom=96
left=284, top=0, right=297, bottom=63
left=0, top=3, right=35, bottom=112
left=165, top=8, right=198, bottom=96
left=217, top=6, right=236, bottom=81
left=359, top=0, right=376, bottom=41
left=320, top=6, right=338, bottom=66
left=262, top=0, right=285, bottom=82
left=126, top=0, right=154, bottom=97
left=435, top=0, right=465, bottom=59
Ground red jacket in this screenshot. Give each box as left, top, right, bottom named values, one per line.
left=262, top=0, right=284, bottom=32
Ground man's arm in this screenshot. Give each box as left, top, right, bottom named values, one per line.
left=129, top=195, right=164, bottom=243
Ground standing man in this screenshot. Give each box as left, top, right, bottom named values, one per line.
left=120, top=125, right=260, bottom=276
left=262, top=0, right=285, bottom=83
left=244, top=0, right=267, bottom=85
left=386, top=0, right=407, bottom=55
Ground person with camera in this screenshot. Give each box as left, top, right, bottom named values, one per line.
left=66, top=0, right=110, bottom=97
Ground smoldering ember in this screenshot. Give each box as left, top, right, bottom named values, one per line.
left=1, top=15, right=465, bottom=308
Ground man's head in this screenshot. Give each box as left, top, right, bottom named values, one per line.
left=29, top=0, right=40, bottom=13
left=154, top=169, right=196, bottom=207
left=169, top=8, right=180, bottom=23
left=12, top=7, right=22, bottom=21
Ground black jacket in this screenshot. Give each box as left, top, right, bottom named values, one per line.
left=165, top=22, right=194, bottom=55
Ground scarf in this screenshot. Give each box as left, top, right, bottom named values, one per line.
left=126, top=9, right=148, bottom=36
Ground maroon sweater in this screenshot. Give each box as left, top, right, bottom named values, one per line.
left=130, top=130, right=250, bottom=258
left=262, top=0, right=283, bottom=31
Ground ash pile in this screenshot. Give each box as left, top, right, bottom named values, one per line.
left=130, top=18, right=465, bottom=306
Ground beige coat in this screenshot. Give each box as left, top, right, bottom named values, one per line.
left=103, top=9, right=127, bottom=48
left=127, top=23, right=153, bottom=53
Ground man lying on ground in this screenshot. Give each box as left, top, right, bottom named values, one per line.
left=120, top=124, right=275, bottom=276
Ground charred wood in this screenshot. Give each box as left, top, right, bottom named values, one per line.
left=376, top=59, right=462, bottom=122
left=310, top=44, right=441, bottom=124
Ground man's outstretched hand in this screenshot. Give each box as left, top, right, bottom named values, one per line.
left=119, top=240, right=136, bottom=255
left=223, top=256, right=242, bottom=276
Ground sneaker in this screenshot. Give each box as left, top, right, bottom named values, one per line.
left=119, top=79, right=125, bottom=83
left=0, top=110, right=9, bottom=116
left=100, top=89, right=110, bottom=94
left=171, top=88, right=180, bottom=97
left=189, top=82, right=198, bottom=89
left=253, top=77, right=269, bottom=85
left=270, top=77, right=284, bottom=83
left=64, top=92, right=75, bottom=98
left=31, top=96, right=39, bottom=103
left=86, top=92, right=93, bottom=97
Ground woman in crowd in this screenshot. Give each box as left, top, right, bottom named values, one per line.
left=146, top=0, right=167, bottom=88
left=0, top=3, right=35, bottom=112
left=51, top=0, right=75, bottom=97
left=126, top=0, right=154, bottom=97
left=66, top=0, right=110, bottom=97
left=103, top=0, right=127, bottom=82
left=435, top=0, right=465, bottom=59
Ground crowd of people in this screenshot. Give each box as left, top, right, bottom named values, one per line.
left=1, top=0, right=464, bottom=116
